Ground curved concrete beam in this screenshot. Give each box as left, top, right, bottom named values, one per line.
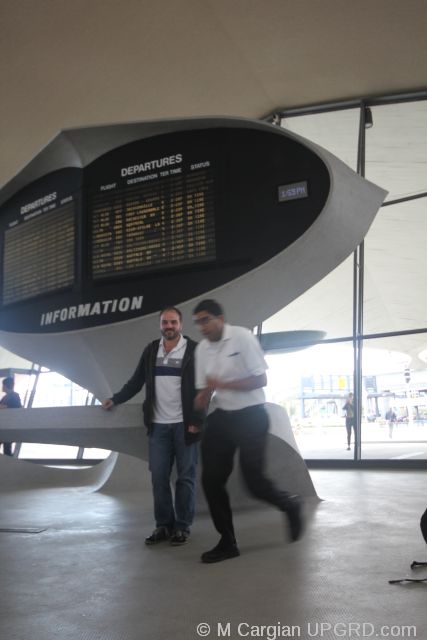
left=0, top=403, right=318, bottom=499
left=0, top=405, right=147, bottom=457
left=0, top=450, right=118, bottom=492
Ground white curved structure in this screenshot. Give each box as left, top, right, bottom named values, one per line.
left=0, top=403, right=318, bottom=500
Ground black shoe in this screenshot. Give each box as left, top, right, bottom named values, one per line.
left=170, top=529, right=190, bottom=546
left=283, top=495, right=304, bottom=542
left=145, top=526, right=171, bottom=545
left=201, top=540, right=240, bottom=564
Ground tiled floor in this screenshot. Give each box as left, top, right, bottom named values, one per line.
left=1, top=469, right=426, bottom=640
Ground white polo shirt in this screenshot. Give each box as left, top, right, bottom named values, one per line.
left=153, top=335, right=187, bottom=423
left=195, top=324, right=267, bottom=411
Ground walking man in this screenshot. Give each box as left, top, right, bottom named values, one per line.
left=343, top=392, right=355, bottom=450
left=102, top=306, right=203, bottom=546
left=385, top=407, right=397, bottom=439
left=193, top=299, right=303, bottom=563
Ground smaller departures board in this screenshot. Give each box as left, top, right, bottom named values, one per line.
left=0, top=169, right=80, bottom=307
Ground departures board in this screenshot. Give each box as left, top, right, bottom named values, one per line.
left=3, top=202, right=75, bottom=305
left=0, top=168, right=81, bottom=311
left=90, top=159, right=216, bottom=279
left=0, top=123, right=330, bottom=333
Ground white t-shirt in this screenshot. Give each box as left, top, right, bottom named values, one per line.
left=153, top=335, right=187, bottom=423
left=195, top=324, right=267, bottom=411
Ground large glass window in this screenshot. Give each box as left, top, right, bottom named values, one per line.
left=265, top=337, right=427, bottom=461
left=265, top=343, right=355, bottom=460
left=263, top=93, right=427, bottom=464
left=364, top=197, right=427, bottom=334
left=262, top=255, right=354, bottom=340
left=361, top=333, right=427, bottom=460
left=281, top=108, right=360, bottom=170
left=366, top=102, right=427, bottom=201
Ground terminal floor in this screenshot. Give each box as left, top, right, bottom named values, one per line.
left=1, top=469, right=426, bottom=640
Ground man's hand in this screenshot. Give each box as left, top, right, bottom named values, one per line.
left=194, top=388, right=212, bottom=411
left=102, top=398, right=115, bottom=411
left=187, top=425, right=201, bottom=434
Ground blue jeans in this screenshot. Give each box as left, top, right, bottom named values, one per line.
left=149, top=422, right=198, bottom=532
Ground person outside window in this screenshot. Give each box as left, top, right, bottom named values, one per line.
left=343, top=392, right=355, bottom=451
left=385, top=407, right=397, bottom=439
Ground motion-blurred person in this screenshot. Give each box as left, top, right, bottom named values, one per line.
left=193, top=299, right=303, bottom=564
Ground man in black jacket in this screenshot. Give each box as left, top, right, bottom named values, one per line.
left=102, top=307, right=203, bottom=546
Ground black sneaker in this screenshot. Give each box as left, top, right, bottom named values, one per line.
left=170, top=530, right=190, bottom=546
left=201, top=540, right=240, bottom=564
left=283, top=495, right=304, bottom=542
left=145, top=526, right=171, bottom=545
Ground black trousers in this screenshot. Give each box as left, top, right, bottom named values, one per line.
left=2, top=442, right=13, bottom=456
left=421, top=507, right=427, bottom=544
left=201, top=405, right=291, bottom=544
left=345, top=418, right=355, bottom=446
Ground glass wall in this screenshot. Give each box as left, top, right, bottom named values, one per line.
left=265, top=338, right=427, bottom=461
left=262, top=255, right=354, bottom=340
left=263, top=92, right=427, bottom=463
left=265, top=343, right=355, bottom=459
left=366, top=102, right=427, bottom=200
left=282, top=108, right=360, bottom=170
left=361, top=333, right=427, bottom=461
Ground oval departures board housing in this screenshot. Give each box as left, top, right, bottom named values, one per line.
left=0, top=117, right=386, bottom=335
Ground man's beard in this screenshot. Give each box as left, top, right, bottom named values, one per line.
left=162, top=329, right=179, bottom=341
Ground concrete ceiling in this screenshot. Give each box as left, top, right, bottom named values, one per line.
left=1, top=0, right=427, bottom=189
left=0, top=0, right=426, bottom=372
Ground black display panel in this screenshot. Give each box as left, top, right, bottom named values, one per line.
left=0, top=124, right=331, bottom=332
left=90, top=159, right=215, bottom=279
left=3, top=202, right=75, bottom=305
left=0, top=168, right=81, bottom=309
